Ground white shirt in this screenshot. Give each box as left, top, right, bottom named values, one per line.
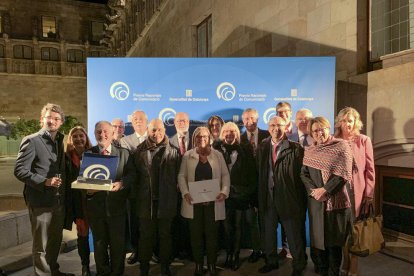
left=99, top=144, right=112, bottom=155
left=135, top=131, right=148, bottom=144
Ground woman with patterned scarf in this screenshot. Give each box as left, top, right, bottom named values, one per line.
left=301, top=117, right=353, bottom=276
left=212, top=122, right=256, bottom=271
left=65, top=126, right=93, bottom=276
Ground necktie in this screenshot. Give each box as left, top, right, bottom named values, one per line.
left=272, top=144, right=278, bottom=166
left=179, top=136, right=186, bottom=155
left=101, top=149, right=109, bottom=155
left=302, top=134, right=309, bottom=147
left=250, top=132, right=256, bottom=152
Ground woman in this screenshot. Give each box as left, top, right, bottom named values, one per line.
left=207, top=115, right=225, bottom=143
left=65, top=126, right=93, bottom=276
left=178, top=126, right=230, bottom=276
left=213, top=122, right=256, bottom=271
left=334, top=107, right=375, bottom=276
left=300, top=117, right=353, bottom=276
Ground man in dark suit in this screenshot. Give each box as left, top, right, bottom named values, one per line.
left=169, top=111, right=192, bottom=260
left=129, top=119, right=181, bottom=276
left=240, top=108, right=269, bottom=263
left=120, top=110, right=148, bottom=264
left=14, top=103, right=74, bottom=276
left=86, top=121, right=131, bottom=276
left=257, top=116, right=307, bottom=275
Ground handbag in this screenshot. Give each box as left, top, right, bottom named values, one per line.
left=349, top=202, right=385, bottom=257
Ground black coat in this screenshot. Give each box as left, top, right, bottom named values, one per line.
left=257, top=137, right=307, bottom=220
left=300, top=165, right=352, bottom=249
left=213, top=141, right=257, bottom=210
left=128, top=139, right=181, bottom=219
left=85, top=145, right=131, bottom=218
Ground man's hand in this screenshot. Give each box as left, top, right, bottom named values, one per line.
left=184, top=193, right=193, bottom=205
left=45, top=177, right=62, bottom=188
left=111, top=181, right=123, bottom=192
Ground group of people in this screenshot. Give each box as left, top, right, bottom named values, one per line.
left=14, top=102, right=375, bottom=276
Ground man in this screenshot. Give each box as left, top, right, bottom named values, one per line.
left=276, top=101, right=298, bottom=139
left=291, top=108, right=314, bottom=147
left=170, top=112, right=191, bottom=154
left=14, top=103, right=74, bottom=276
left=111, top=118, right=125, bottom=147
left=129, top=119, right=181, bottom=276
left=257, top=116, right=307, bottom=275
left=121, top=110, right=148, bottom=151
left=86, top=121, right=131, bottom=276
left=276, top=101, right=298, bottom=258
left=240, top=108, right=269, bottom=263
left=120, top=110, right=148, bottom=264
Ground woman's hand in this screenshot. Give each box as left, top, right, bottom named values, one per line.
left=216, top=192, right=226, bottom=202
left=184, top=193, right=193, bottom=205
left=311, top=187, right=327, bottom=201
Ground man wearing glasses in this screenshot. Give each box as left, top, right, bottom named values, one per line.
left=257, top=116, right=307, bottom=275
left=14, top=103, right=74, bottom=276
left=111, top=118, right=125, bottom=147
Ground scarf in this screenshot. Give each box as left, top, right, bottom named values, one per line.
left=221, top=142, right=239, bottom=165
left=303, top=136, right=353, bottom=211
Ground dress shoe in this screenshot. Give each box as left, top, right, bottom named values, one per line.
left=52, top=272, right=75, bottom=276
left=194, top=263, right=204, bottom=276
left=248, top=250, right=262, bottom=263
left=127, top=251, right=139, bottom=264
left=232, top=254, right=241, bottom=271
left=258, top=263, right=279, bottom=274
left=208, top=264, right=218, bottom=276
left=81, top=265, right=91, bottom=276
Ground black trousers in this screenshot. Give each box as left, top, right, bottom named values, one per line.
left=138, top=216, right=173, bottom=266
left=245, top=207, right=261, bottom=251
left=189, top=203, right=219, bottom=265
left=171, top=193, right=191, bottom=257
left=223, top=208, right=243, bottom=254
left=262, top=203, right=307, bottom=271
left=126, top=198, right=139, bottom=252
left=89, top=214, right=126, bottom=276
left=314, top=246, right=342, bottom=276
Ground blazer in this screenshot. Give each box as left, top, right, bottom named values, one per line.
left=240, top=128, right=269, bottom=150
left=178, top=148, right=230, bottom=221
left=120, top=133, right=145, bottom=152
left=14, top=129, right=66, bottom=208
left=170, top=132, right=192, bottom=153
left=85, top=145, right=131, bottom=218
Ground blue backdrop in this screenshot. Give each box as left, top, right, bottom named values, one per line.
left=87, top=57, right=336, bottom=141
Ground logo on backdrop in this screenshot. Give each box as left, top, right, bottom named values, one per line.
left=109, top=81, right=130, bottom=101
left=159, top=108, right=177, bottom=126
left=216, top=82, right=236, bottom=101
left=82, top=164, right=110, bottom=179
left=263, top=107, right=277, bottom=124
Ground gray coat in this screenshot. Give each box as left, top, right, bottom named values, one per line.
left=14, top=129, right=66, bottom=208
left=300, top=165, right=351, bottom=250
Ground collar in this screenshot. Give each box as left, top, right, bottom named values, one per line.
left=247, top=128, right=258, bottom=138
left=99, top=144, right=112, bottom=154
left=135, top=131, right=148, bottom=139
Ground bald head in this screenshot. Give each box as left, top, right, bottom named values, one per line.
left=148, top=118, right=166, bottom=144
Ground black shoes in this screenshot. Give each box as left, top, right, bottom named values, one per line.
left=248, top=250, right=263, bottom=263
left=258, top=263, right=279, bottom=274
left=292, top=269, right=304, bottom=276
left=194, top=263, right=204, bottom=276
left=127, top=251, right=139, bottom=264
left=224, top=253, right=234, bottom=268
left=161, top=264, right=172, bottom=276
left=232, top=254, right=241, bottom=271
left=52, top=272, right=75, bottom=276
left=140, top=262, right=150, bottom=276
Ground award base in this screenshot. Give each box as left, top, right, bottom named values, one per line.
left=71, top=177, right=113, bottom=191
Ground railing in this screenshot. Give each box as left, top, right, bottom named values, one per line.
left=38, top=61, right=61, bottom=75
left=11, top=60, right=35, bottom=74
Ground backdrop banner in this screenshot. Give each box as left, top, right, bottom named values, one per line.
left=87, top=57, right=335, bottom=140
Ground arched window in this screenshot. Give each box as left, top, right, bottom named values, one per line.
left=67, top=49, right=84, bottom=63
left=41, top=47, right=59, bottom=61
left=13, top=45, right=33, bottom=59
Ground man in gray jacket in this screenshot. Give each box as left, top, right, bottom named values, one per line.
left=14, top=103, right=73, bottom=276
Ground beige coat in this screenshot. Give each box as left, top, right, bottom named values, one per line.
left=178, top=148, right=230, bottom=221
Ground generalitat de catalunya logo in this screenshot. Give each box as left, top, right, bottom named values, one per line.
left=109, top=81, right=130, bottom=101
left=83, top=164, right=110, bottom=179
left=158, top=108, right=177, bottom=126
left=216, top=82, right=236, bottom=101
left=263, top=107, right=277, bottom=124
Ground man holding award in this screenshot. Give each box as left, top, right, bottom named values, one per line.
left=86, top=121, right=131, bottom=276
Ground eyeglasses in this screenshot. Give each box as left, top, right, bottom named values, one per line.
left=112, top=125, right=124, bottom=129
left=196, top=135, right=209, bottom=139
left=176, top=119, right=188, bottom=123
left=269, top=124, right=286, bottom=128
left=312, top=127, right=329, bottom=134
left=45, top=116, right=62, bottom=121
